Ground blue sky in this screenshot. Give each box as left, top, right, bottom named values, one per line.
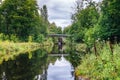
left=37, top=0, right=101, bottom=29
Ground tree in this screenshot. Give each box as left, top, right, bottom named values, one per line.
left=41, top=5, right=48, bottom=21
left=0, top=0, right=42, bottom=41
left=99, top=0, right=120, bottom=42
left=70, top=0, right=99, bottom=42
left=63, top=25, right=71, bottom=34
left=48, top=22, right=62, bottom=34
left=57, top=27, right=62, bottom=34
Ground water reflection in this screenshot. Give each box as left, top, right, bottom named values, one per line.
left=0, top=49, right=47, bottom=80
left=0, top=48, right=75, bottom=80
left=47, top=55, right=74, bottom=80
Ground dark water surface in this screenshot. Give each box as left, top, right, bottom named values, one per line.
left=0, top=49, right=75, bottom=80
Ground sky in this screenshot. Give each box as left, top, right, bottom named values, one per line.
left=37, top=0, right=101, bottom=29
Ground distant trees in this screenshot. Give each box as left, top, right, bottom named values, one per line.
left=41, top=5, right=48, bottom=21
left=40, top=5, right=62, bottom=34
left=65, top=0, right=99, bottom=42
left=48, top=22, right=62, bottom=34
left=64, top=0, right=120, bottom=45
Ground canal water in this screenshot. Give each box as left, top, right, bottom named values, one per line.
left=0, top=47, right=76, bottom=80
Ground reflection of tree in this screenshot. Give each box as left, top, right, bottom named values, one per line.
left=51, top=44, right=59, bottom=54
left=47, top=56, right=60, bottom=65
left=0, top=49, right=47, bottom=80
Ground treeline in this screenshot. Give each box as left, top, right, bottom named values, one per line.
left=64, top=0, right=120, bottom=46
left=0, top=0, right=62, bottom=42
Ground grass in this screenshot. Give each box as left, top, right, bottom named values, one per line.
left=0, top=39, right=53, bottom=64
left=75, top=41, right=120, bottom=80
left=0, top=41, right=41, bottom=64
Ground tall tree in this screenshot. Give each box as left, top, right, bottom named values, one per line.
left=41, top=5, right=48, bottom=21
left=0, top=0, right=41, bottom=40
left=70, top=0, right=99, bottom=42
left=99, top=0, right=120, bottom=42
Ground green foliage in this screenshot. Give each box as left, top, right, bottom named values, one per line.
left=28, top=36, right=33, bottom=42
left=63, top=25, right=71, bottom=34
left=0, top=0, right=48, bottom=41
left=84, top=24, right=101, bottom=46
left=0, top=33, right=19, bottom=42
left=48, top=22, right=62, bottom=34
left=99, top=0, right=120, bottom=41
left=33, top=34, right=45, bottom=43
left=41, top=5, right=48, bottom=21
left=75, top=42, right=120, bottom=79
left=57, top=27, right=62, bottom=34
left=66, top=0, right=99, bottom=42
left=66, top=0, right=120, bottom=44
left=75, top=43, right=87, bottom=54
left=0, top=41, right=42, bottom=64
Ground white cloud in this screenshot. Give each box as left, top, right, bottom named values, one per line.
left=37, top=0, right=76, bottom=28
left=49, top=19, right=71, bottom=27
left=37, top=0, right=102, bottom=28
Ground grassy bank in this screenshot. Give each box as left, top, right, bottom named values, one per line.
left=0, top=41, right=41, bottom=64
left=75, top=42, right=120, bottom=80
left=0, top=40, right=53, bottom=64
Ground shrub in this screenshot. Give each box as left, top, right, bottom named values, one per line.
left=0, top=33, right=19, bottom=42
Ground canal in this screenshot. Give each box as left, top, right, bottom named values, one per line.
left=0, top=44, right=78, bottom=80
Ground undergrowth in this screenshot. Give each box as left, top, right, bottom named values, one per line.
left=75, top=41, right=120, bottom=80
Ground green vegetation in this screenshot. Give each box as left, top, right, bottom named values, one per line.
left=0, top=0, right=60, bottom=60
left=75, top=42, right=120, bottom=80
left=63, top=0, right=120, bottom=79
left=0, top=0, right=61, bottom=42
left=0, top=41, right=40, bottom=64
left=1, top=0, right=120, bottom=79
left=64, top=0, right=120, bottom=45
left=64, top=0, right=99, bottom=43
left=0, top=49, right=48, bottom=80
left=0, top=38, right=53, bottom=64
left=0, top=0, right=42, bottom=41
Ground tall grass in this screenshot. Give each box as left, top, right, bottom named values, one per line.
left=75, top=41, right=120, bottom=80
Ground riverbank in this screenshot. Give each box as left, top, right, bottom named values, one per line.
left=0, top=40, right=53, bottom=64
left=0, top=41, right=40, bottom=64
left=75, top=42, right=120, bottom=79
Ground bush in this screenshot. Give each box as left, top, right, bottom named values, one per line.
left=0, top=33, right=19, bottom=42
left=84, top=24, right=101, bottom=47
left=33, top=34, right=45, bottom=43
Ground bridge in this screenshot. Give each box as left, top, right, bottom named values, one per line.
left=47, top=34, right=73, bottom=54
left=48, top=54, right=69, bottom=57
left=48, top=34, right=72, bottom=37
